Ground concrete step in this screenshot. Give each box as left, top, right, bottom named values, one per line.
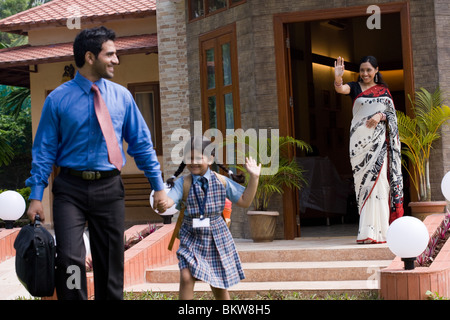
left=145, top=260, right=391, bottom=283
left=125, top=279, right=379, bottom=298
left=128, top=238, right=395, bottom=298
left=237, top=246, right=394, bottom=263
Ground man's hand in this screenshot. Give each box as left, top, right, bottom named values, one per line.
left=27, top=199, right=45, bottom=223
left=152, top=190, right=168, bottom=213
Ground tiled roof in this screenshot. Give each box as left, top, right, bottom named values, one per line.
left=0, top=0, right=156, bottom=34
left=0, top=33, right=157, bottom=68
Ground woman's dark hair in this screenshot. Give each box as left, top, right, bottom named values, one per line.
left=166, top=136, right=245, bottom=188
left=357, top=55, right=388, bottom=87
left=73, top=26, right=116, bottom=68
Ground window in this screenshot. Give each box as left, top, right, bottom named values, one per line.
left=189, top=0, right=246, bottom=21
left=200, top=24, right=240, bottom=167
left=128, top=83, right=162, bottom=156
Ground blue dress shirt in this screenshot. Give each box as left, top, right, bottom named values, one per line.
left=26, top=72, right=164, bottom=200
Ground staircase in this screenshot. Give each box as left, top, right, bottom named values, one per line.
left=125, top=237, right=395, bottom=298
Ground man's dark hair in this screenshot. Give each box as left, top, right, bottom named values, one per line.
left=73, top=26, right=116, bottom=68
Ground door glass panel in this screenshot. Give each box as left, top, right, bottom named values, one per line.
left=190, top=0, right=204, bottom=19
left=224, top=92, right=236, bottom=169
left=209, top=0, right=226, bottom=13
left=208, top=96, right=217, bottom=129
left=224, top=93, right=234, bottom=130
left=222, top=42, right=231, bottom=86
left=206, top=48, right=215, bottom=89
left=135, top=91, right=156, bottom=147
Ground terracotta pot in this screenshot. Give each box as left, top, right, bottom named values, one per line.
left=247, top=211, right=279, bottom=242
left=408, top=201, right=447, bottom=221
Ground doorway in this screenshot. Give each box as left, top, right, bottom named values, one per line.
left=274, top=3, right=414, bottom=238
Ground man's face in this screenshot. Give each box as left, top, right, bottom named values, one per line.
left=92, top=40, right=119, bottom=79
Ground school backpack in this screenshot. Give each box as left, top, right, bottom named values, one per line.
left=168, top=171, right=229, bottom=251
left=14, top=215, right=56, bottom=297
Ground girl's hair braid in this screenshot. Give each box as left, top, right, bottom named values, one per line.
left=166, top=161, right=186, bottom=188
left=217, top=163, right=246, bottom=184
left=166, top=136, right=247, bottom=188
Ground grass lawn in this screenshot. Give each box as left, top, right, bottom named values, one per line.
left=123, top=290, right=381, bottom=300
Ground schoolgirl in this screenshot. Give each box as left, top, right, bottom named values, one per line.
left=164, top=136, right=260, bottom=299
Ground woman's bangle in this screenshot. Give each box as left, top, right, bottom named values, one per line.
left=378, top=112, right=386, bottom=121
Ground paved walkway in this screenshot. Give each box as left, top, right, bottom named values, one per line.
left=0, top=257, right=33, bottom=300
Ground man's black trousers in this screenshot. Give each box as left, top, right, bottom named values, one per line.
left=52, top=171, right=125, bottom=300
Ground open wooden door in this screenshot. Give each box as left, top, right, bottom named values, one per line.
left=274, top=20, right=299, bottom=239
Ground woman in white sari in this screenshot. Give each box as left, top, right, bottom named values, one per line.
left=334, top=56, right=404, bottom=244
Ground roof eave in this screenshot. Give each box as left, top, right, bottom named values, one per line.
left=0, top=10, right=156, bottom=35
left=0, top=34, right=158, bottom=68
left=0, top=46, right=158, bottom=69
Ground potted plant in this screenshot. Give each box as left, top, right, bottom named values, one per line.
left=226, top=133, right=311, bottom=242
left=396, top=87, right=450, bottom=220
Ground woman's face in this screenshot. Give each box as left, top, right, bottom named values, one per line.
left=359, top=61, right=378, bottom=84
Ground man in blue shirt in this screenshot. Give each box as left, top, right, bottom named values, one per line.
left=26, top=26, right=167, bottom=300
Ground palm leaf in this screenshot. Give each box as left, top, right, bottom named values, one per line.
left=226, top=134, right=311, bottom=210
left=0, top=87, right=31, bottom=118
left=0, top=130, right=14, bottom=166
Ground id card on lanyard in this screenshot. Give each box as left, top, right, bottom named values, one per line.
left=193, top=179, right=210, bottom=228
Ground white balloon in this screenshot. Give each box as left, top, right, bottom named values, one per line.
left=441, top=171, right=450, bottom=201
left=149, top=183, right=178, bottom=216
left=0, top=190, right=26, bottom=221
left=387, top=216, right=429, bottom=258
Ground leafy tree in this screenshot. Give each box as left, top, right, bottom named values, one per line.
left=0, top=0, right=52, bottom=44
left=0, top=86, right=31, bottom=118
left=0, top=0, right=50, bottom=188
left=0, top=105, right=32, bottom=188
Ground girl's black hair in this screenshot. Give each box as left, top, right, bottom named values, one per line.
left=166, top=136, right=245, bottom=188
left=357, top=55, right=388, bottom=87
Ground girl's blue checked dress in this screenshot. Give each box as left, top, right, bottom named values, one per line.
left=168, top=169, right=245, bottom=289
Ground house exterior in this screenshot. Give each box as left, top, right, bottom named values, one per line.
left=1, top=0, right=449, bottom=240
left=160, top=0, right=450, bottom=240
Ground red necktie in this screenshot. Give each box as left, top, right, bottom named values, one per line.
left=92, top=83, right=123, bottom=171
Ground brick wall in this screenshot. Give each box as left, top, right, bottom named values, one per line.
left=408, top=0, right=450, bottom=200
left=156, top=0, right=190, bottom=180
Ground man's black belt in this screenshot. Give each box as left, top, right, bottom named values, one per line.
left=61, top=167, right=120, bottom=180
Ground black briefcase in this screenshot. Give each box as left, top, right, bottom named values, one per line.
left=14, top=215, right=56, bottom=297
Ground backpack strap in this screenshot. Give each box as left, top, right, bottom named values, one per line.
left=168, top=175, right=192, bottom=251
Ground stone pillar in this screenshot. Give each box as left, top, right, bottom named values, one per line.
left=434, top=0, right=450, bottom=199
left=156, top=0, right=190, bottom=180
